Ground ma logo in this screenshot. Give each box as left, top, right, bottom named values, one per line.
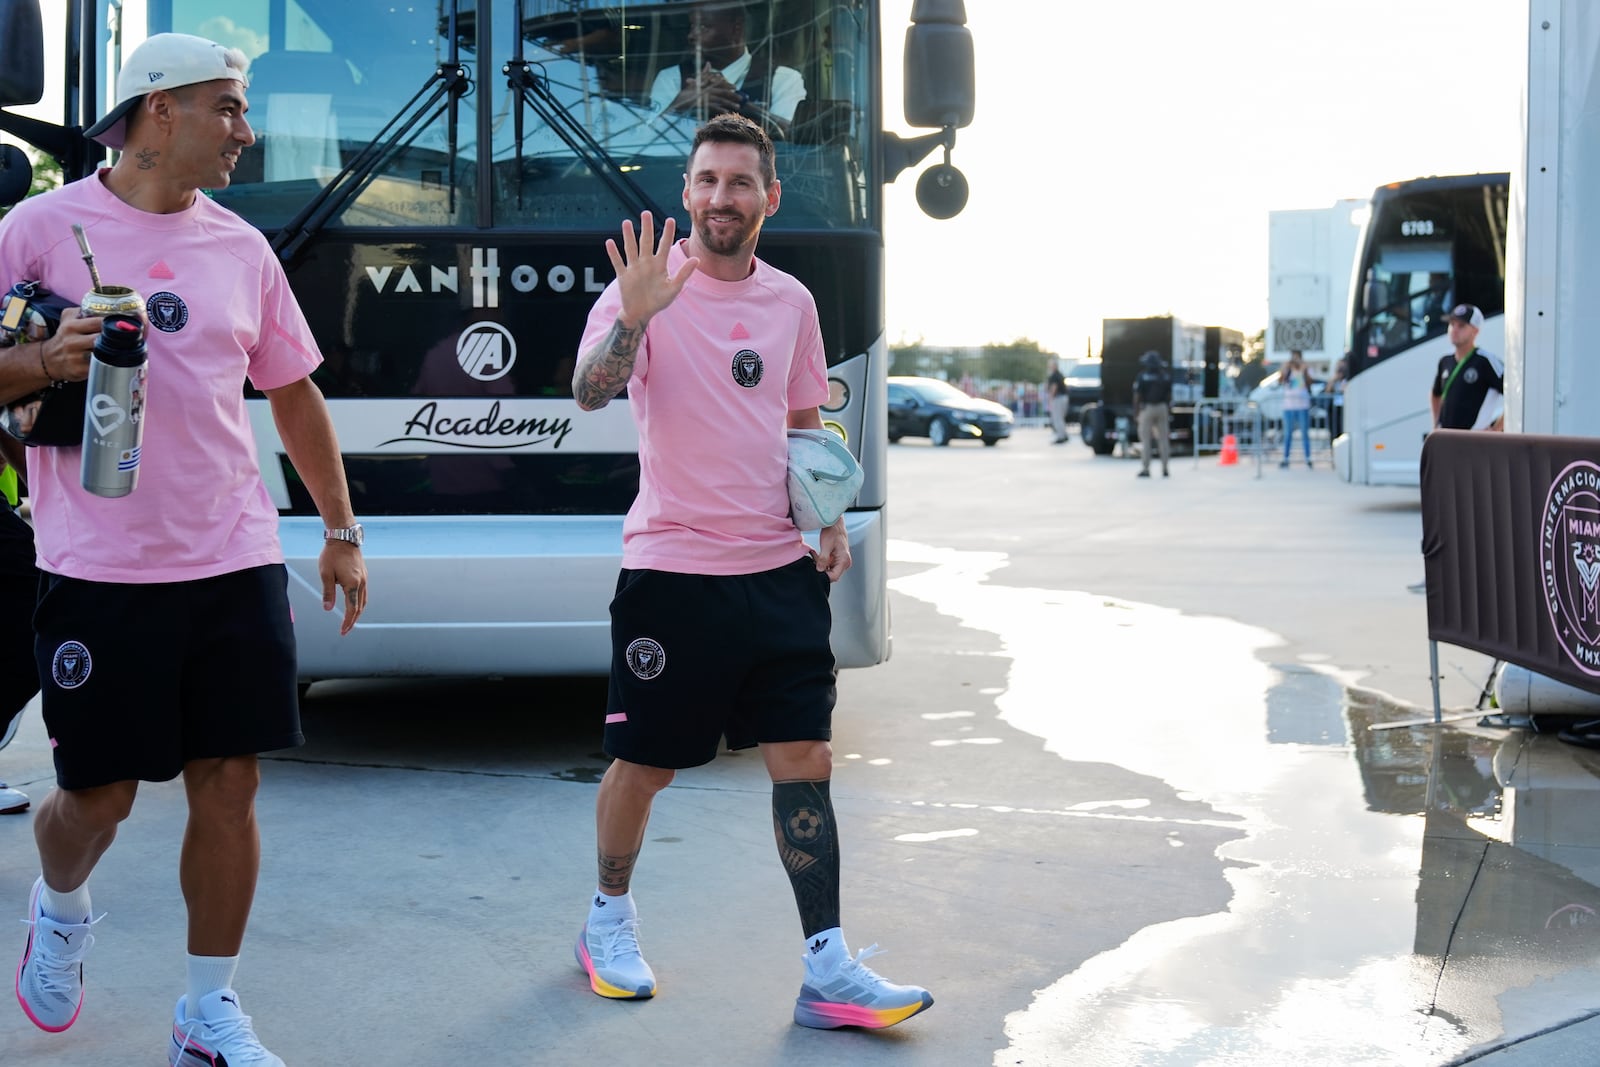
left=457, top=322, right=516, bottom=382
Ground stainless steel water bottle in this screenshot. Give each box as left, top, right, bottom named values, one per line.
left=80, top=314, right=148, bottom=498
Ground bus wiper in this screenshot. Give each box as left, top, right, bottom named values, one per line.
left=272, top=5, right=471, bottom=265
left=503, top=14, right=659, bottom=218
left=272, top=66, right=471, bottom=264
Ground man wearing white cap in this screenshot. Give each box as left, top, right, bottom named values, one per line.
left=0, top=32, right=367, bottom=1067
left=1430, top=303, right=1505, bottom=431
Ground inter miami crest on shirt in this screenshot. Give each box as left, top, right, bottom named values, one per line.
left=146, top=291, right=189, bottom=333
left=731, top=349, right=763, bottom=388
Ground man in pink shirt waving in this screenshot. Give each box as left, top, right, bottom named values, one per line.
left=571, top=113, right=932, bottom=1030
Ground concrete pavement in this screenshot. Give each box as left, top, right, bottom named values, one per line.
left=2, top=425, right=1599, bottom=1064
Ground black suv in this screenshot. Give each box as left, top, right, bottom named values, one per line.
left=887, top=376, right=1014, bottom=446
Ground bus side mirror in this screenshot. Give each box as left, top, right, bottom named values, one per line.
left=904, top=0, right=975, bottom=130
left=895, top=0, right=976, bottom=220
left=0, top=0, right=45, bottom=108
left=0, top=144, right=32, bottom=207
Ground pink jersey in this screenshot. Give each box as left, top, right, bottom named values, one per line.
left=0, top=170, right=321, bottom=582
left=579, top=240, right=829, bottom=574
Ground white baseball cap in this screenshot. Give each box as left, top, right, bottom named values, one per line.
left=1446, top=303, right=1485, bottom=329
left=85, top=33, right=249, bottom=150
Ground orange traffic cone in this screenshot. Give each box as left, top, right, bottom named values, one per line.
left=1219, top=434, right=1238, bottom=466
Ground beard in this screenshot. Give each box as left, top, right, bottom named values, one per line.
left=693, top=207, right=763, bottom=256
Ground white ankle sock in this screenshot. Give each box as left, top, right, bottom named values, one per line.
left=186, top=954, right=240, bottom=1018
left=804, top=927, right=847, bottom=973
left=39, top=880, right=91, bottom=924
left=590, top=889, right=635, bottom=924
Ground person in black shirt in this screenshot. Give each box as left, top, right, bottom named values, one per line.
left=1430, top=303, right=1505, bottom=431
left=1408, top=303, right=1505, bottom=594
left=1133, top=350, right=1172, bottom=478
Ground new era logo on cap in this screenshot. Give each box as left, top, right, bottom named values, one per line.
left=1447, top=303, right=1485, bottom=328
left=84, top=33, right=249, bottom=150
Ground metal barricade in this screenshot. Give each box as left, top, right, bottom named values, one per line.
left=1191, top=397, right=1264, bottom=478
left=1252, top=393, right=1338, bottom=467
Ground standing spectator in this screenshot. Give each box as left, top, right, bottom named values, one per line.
left=1410, top=304, right=1506, bottom=593
left=1045, top=358, right=1068, bottom=443
left=569, top=114, right=932, bottom=1029
left=1431, top=304, right=1504, bottom=431
left=1, top=33, right=366, bottom=1065
left=1278, top=350, right=1315, bottom=468
left=1132, top=350, right=1172, bottom=478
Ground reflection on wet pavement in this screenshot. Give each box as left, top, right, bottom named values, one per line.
left=885, top=540, right=1600, bottom=1066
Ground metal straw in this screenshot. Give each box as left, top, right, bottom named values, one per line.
left=71, top=223, right=104, bottom=291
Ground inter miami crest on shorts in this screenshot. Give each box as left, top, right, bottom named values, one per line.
left=625, top=637, right=666, bottom=680
left=51, top=640, right=92, bottom=689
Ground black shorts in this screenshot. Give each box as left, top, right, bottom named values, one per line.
left=604, top=555, right=837, bottom=769
left=35, top=564, right=302, bottom=789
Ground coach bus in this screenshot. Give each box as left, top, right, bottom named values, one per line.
left=0, top=0, right=975, bottom=678
left=1333, top=172, right=1509, bottom=487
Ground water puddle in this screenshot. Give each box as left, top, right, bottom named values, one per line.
left=886, top=539, right=1600, bottom=1066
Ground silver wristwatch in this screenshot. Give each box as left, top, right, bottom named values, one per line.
left=323, top=523, right=364, bottom=547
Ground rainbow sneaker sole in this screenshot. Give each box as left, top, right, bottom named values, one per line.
left=575, top=920, right=656, bottom=999
left=793, top=944, right=933, bottom=1030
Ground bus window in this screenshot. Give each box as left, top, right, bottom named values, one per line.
left=170, top=0, right=478, bottom=229
left=496, top=1, right=872, bottom=230
left=1363, top=241, right=1450, bottom=360
left=166, top=1, right=872, bottom=233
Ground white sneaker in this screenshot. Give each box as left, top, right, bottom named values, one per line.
left=794, top=944, right=933, bottom=1029
left=169, top=988, right=285, bottom=1067
left=575, top=917, right=656, bottom=999
left=0, top=781, right=27, bottom=815
left=15, top=876, right=94, bottom=1032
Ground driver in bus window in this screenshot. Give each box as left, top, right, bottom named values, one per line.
left=1380, top=301, right=1415, bottom=351
left=649, top=1, right=807, bottom=138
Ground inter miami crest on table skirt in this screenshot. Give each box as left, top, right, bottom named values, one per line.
left=1421, top=431, right=1600, bottom=692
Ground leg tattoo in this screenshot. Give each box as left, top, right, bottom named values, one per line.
left=772, top=778, right=841, bottom=937
left=597, top=847, right=640, bottom=894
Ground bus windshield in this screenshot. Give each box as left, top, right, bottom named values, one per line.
left=1348, top=174, right=1508, bottom=377
left=140, top=0, right=874, bottom=232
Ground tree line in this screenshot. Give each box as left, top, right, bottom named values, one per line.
left=889, top=338, right=1064, bottom=385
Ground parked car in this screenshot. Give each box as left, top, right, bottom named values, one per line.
left=1063, top=360, right=1102, bottom=422
left=887, top=376, right=1014, bottom=446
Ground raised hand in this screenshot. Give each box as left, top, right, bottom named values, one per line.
left=607, top=211, right=699, bottom=329
left=575, top=212, right=701, bottom=411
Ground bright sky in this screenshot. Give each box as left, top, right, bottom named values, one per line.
left=880, top=0, right=1524, bottom=358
